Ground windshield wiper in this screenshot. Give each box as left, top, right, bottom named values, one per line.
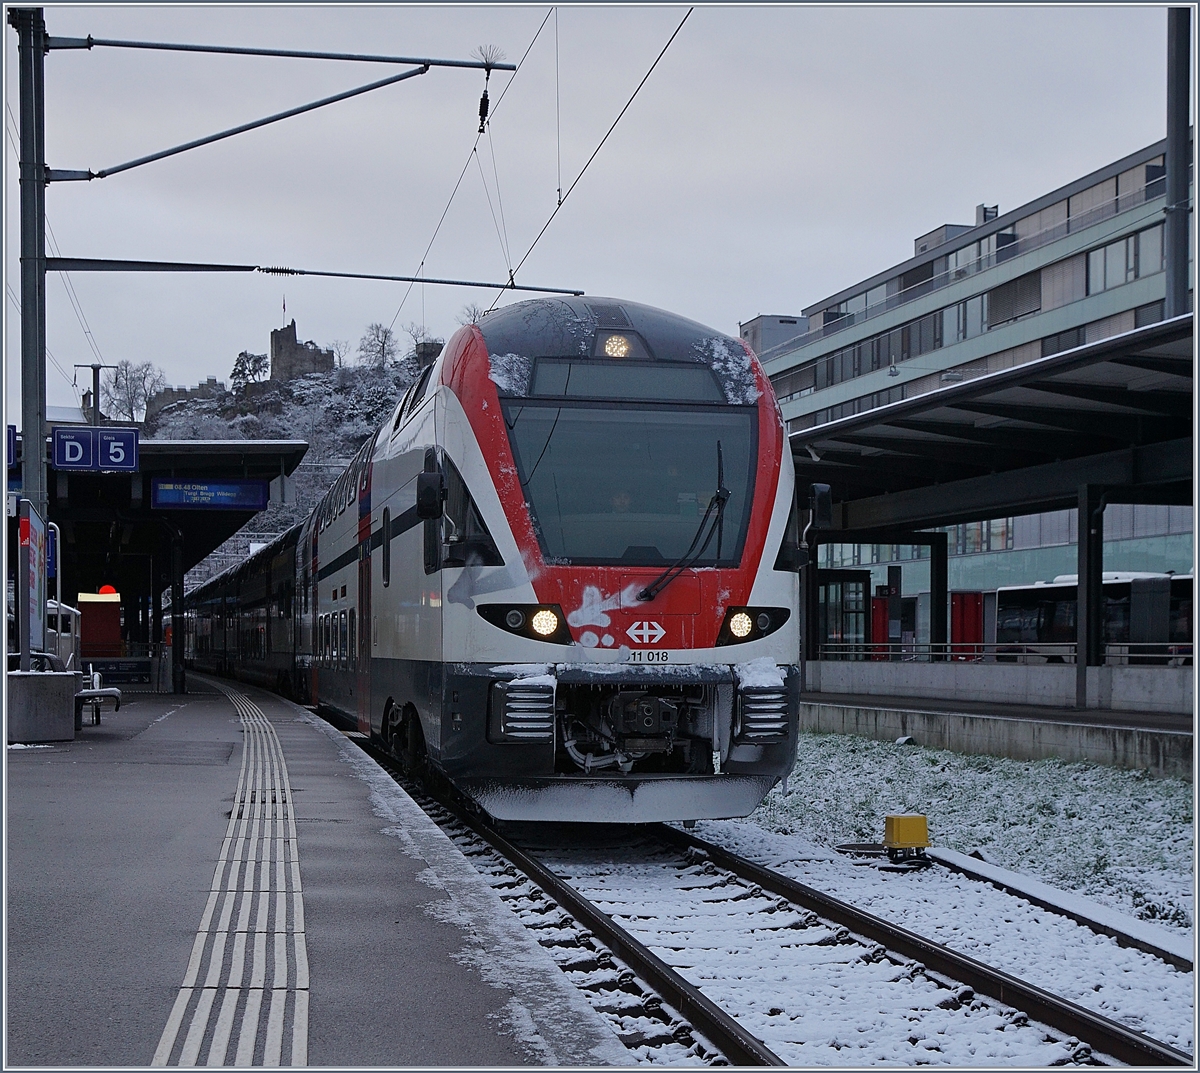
left=637, top=441, right=730, bottom=602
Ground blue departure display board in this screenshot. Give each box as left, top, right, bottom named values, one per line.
left=151, top=479, right=269, bottom=510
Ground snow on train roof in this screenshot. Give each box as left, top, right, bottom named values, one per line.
left=479, top=297, right=760, bottom=406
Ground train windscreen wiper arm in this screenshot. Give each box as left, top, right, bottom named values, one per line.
left=637, top=442, right=730, bottom=602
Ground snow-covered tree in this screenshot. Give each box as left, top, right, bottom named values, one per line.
left=357, top=323, right=398, bottom=370
left=101, top=359, right=167, bottom=422
left=231, top=350, right=269, bottom=393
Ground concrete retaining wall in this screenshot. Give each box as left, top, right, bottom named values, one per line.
left=807, top=661, right=1193, bottom=714
left=799, top=700, right=1192, bottom=780
left=7, top=672, right=76, bottom=743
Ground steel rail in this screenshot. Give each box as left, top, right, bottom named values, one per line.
left=655, top=825, right=1192, bottom=1068
left=359, top=746, right=784, bottom=1067
left=928, top=851, right=1192, bottom=972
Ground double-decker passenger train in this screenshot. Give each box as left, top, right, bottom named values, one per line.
left=186, top=298, right=802, bottom=822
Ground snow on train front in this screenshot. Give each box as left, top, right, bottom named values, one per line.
left=363, top=297, right=801, bottom=823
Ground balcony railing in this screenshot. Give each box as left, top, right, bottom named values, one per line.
left=817, top=640, right=1192, bottom=666
left=764, top=177, right=1170, bottom=363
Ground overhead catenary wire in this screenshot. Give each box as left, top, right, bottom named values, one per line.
left=387, top=7, right=555, bottom=330
left=474, top=147, right=511, bottom=274
left=486, top=132, right=512, bottom=269
left=5, top=283, right=79, bottom=395
left=487, top=7, right=693, bottom=312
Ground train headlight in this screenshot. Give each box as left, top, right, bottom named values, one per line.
left=604, top=334, right=631, bottom=358
left=477, top=604, right=572, bottom=645
left=716, top=606, right=792, bottom=646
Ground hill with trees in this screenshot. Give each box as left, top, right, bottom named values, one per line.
left=150, top=320, right=447, bottom=587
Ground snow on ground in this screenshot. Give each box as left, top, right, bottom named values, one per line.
left=682, top=731, right=1195, bottom=1053
left=749, top=732, right=1194, bottom=932
left=695, top=820, right=1194, bottom=1053
left=544, top=840, right=1090, bottom=1067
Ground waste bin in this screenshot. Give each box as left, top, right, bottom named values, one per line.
left=7, top=671, right=76, bottom=743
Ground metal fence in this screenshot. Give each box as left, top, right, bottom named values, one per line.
left=818, top=642, right=1192, bottom=667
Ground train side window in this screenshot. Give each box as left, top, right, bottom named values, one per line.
left=348, top=609, right=356, bottom=668
left=340, top=610, right=348, bottom=667
left=405, top=364, right=435, bottom=419
left=382, top=508, right=391, bottom=586
left=392, top=381, right=419, bottom=432
left=440, top=456, right=504, bottom=568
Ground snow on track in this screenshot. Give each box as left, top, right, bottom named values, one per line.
left=522, top=829, right=1092, bottom=1067
left=697, top=820, right=1195, bottom=1055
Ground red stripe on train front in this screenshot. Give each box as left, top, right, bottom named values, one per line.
left=442, top=327, right=784, bottom=650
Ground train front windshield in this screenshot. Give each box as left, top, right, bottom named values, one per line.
left=503, top=402, right=757, bottom=566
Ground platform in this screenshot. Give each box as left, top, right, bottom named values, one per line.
left=6, top=677, right=629, bottom=1067
left=799, top=691, right=1192, bottom=779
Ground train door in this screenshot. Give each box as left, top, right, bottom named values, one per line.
left=309, top=534, right=319, bottom=704
left=356, top=452, right=375, bottom=734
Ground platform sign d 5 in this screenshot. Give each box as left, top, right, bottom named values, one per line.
left=52, top=426, right=139, bottom=472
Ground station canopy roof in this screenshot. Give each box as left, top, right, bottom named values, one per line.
left=788, top=315, right=1193, bottom=536
left=47, top=438, right=308, bottom=604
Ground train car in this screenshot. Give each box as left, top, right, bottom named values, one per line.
left=186, top=297, right=802, bottom=823
left=992, top=571, right=1192, bottom=663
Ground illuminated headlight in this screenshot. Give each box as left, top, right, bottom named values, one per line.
left=604, top=334, right=631, bottom=358
left=729, top=612, right=753, bottom=638
left=716, top=606, right=792, bottom=646
left=477, top=604, right=572, bottom=645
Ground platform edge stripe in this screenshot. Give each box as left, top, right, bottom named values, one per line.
left=204, top=680, right=310, bottom=1067
left=227, top=931, right=248, bottom=989
left=178, top=986, right=218, bottom=1066
left=290, top=990, right=309, bottom=1067
left=235, top=987, right=264, bottom=1066
left=206, top=986, right=241, bottom=1067
left=151, top=987, right=195, bottom=1066
left=203, top=931, right=229, bottom=989
left=180, top=929, right=211, bottom=990
left=294, top=931, right=309, bottom=989
left=194, top=891, right=220, bottom=940
left=263, top=988, right=288, bottom=1066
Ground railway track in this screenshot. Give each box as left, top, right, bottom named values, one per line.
left=361, top=740, right=1190, bottom=1067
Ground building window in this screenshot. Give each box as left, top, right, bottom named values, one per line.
left=1087, top=224, right=1163, bottom=296
left=1135, top=300, right=1165, bottom=328
left=988, top=271, right=1041, bottom=326
left=1041, top=327, right=1084, bottom=357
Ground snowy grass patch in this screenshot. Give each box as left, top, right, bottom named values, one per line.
left=750, top=732, right=1194, bottom=932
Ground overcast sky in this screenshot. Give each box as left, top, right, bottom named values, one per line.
left=3, top=4, right=1177, bottom=422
